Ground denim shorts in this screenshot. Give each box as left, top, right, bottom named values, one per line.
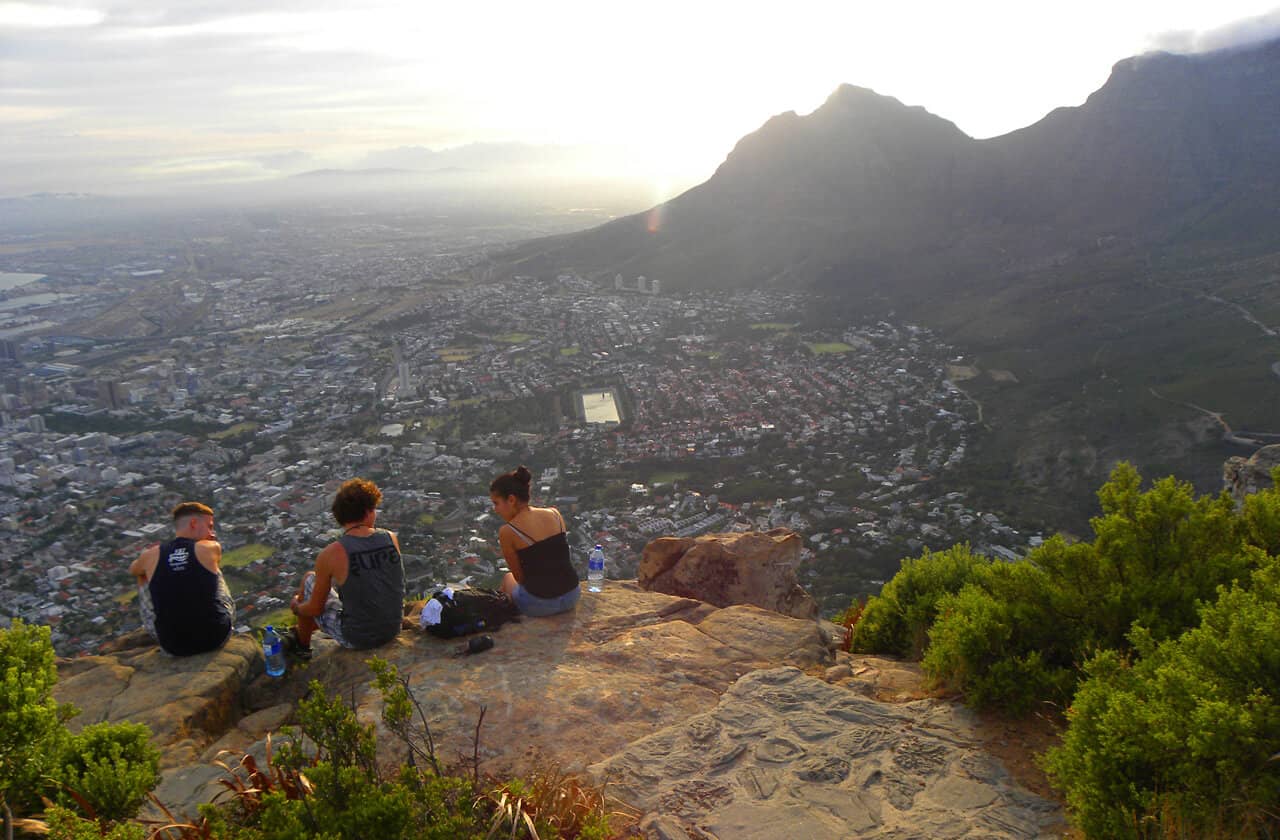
left=302, top=571, right=351, bottom=647
left=512, top=584, right=581, bottom=617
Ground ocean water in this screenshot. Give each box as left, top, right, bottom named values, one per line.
left=0, top=272, right=47, bottom=291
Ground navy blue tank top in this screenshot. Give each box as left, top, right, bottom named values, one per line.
left=149, top=537, right=232, bottom=656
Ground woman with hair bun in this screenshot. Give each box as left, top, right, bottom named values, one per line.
left=489, top=465, right=581, bottom=616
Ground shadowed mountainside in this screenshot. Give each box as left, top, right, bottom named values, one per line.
left=504, top=38, right=1280, bottom=293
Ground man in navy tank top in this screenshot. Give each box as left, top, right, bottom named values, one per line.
left=128, top=501, right=235, bottom=656
left=286, top=478, right=405, bottom=657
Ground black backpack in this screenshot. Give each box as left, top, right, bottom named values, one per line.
left=425, top=588, right=520, bottom=639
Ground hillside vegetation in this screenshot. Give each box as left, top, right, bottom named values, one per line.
left=851, top=463, right=1280, bottom=837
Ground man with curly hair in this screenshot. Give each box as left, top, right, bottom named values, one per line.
left=287, top=478, right=405, bottom=656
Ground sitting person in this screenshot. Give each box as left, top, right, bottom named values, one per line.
left=490, top=465, right=580, bottom=617
left=129, top=501, right=235, bottom=656
left=288, top=478, right=404, bottom=655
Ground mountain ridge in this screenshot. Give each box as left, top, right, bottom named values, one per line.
left=503, top=36, right=1280, bottom=293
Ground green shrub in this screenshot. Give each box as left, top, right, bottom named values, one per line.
left=45, top=805, right=147, bottom=840
left=884, top=464, right=1280, bottom=712
left=57, top=721, right=160, bottom=821
left=849, top=543, right=991, bottom=658
left=1044, top=550, right=1280, bottom=839
left=0, top=619, right=75, bottom=816
left=206, top=667, right=616, bottom=840
left=923, top=560, right=1079, bottom=712
left=1085, top=464, right=1249, bottom=648
left=0, top=619, right=160, bottom=827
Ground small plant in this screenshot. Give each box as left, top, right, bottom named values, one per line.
left=832, top=598, right=865, bottom=653
left=369, top=657, right=440, bottom=775
left=56, top=721, right=161, bottom=822
left=481, top=763, right=630, bottom=840
left=211, top=731, right=314, bottom=820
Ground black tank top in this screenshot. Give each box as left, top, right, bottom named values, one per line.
left=336, top=529, right=404, bottom=649
left=507, top=522, right=579, bottom=599
left=149, top=537, right=231, bottom=656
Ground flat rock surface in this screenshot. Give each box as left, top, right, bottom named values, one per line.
left=591, top=667, right=1064, bottom=839
left=366, top=583, right=828, bottom=776
left=57, top=583, right=1066, bottom=835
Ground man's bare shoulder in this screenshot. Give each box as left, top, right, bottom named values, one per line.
left=195, top=538, right=222, bottom=556
left=316, top=539, right=346, bottom=567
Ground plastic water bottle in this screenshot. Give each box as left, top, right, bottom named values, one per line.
left=587, top=544, right=605, bottom=593
left=263, top=625, right=286, bottom=677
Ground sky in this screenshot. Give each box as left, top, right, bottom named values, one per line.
left=3, top=0, right=1280, bottom=198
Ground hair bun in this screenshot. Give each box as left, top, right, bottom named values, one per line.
left=514, top=465, right=532, bottom=485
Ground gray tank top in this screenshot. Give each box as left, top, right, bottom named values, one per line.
left=337, top=529, right=404, bottom=649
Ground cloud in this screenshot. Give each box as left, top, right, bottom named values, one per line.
left=252, top=150, right=315, bottom=172
left=0, top=3, right=105, bottom=28
left=1151, top=8, right=1280, bottom=54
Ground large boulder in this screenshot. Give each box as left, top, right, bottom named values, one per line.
left=1224, top=444, right=1280, bottom=505
left=55, top=634, right=263, bottom=769
left=637, top=529, right=819, bottom=620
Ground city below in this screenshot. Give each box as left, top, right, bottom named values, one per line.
left=0, top=204, right=1042, bottom=655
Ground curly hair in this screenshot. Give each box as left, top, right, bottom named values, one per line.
left=489, top=465, right=533, bottom=502
left=331, top=478, right=382, bottom=526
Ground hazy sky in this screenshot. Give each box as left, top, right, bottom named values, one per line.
left=4, top=1, right=1280, bottom=198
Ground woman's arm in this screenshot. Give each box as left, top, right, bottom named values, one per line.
left=498, top=524, right=524, bottom=583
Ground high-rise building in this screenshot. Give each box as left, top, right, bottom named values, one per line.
left=0, top=340, right=18, bottom=364
left=27, top=414, right=46, bottom=433
left=96, top=379, right=125, bottom=410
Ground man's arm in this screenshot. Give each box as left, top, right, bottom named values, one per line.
left=195, top=539, right=223, bottom=573
left=128, top=545, right=159, bottom=585
left=292, top=543, right=340, bottom=618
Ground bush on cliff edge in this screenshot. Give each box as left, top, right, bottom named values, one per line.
left=0, top=619, right=160, bottom=829
left=1044, top=550, right=1280, bottom=838
left=848, top=464, right=1280, bottom=837
left=848, top=543, right=991, bottom=658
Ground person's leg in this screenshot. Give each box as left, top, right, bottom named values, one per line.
left=295, top=571, right=319, bottom=646
left=137, top=584, right=158, bottom=640
left=512, top=584, right=580, bottom=617
left=500, top=572, right=518, bottom=600
left=313, top=590, right=349, bottom=648
left=214, top=573, right=236, bottom=648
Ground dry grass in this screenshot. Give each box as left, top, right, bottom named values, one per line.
left=481, top=762, right=638, bottom=840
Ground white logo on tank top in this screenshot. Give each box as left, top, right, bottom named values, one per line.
left=168, top=547, right=189, bottom=571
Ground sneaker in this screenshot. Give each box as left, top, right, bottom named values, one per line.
left=281, top=627, right=312, bottom=661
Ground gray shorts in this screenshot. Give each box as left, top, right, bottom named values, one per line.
left=301, top=571, right=351, bottom=648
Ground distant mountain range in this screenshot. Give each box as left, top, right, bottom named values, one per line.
left=506, top=38, right=1280, bottom=293
left=503, top=37, right=1280, bottom=528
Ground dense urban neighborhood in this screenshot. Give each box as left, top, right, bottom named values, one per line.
left=0, top=210, right=1043, bottom=654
